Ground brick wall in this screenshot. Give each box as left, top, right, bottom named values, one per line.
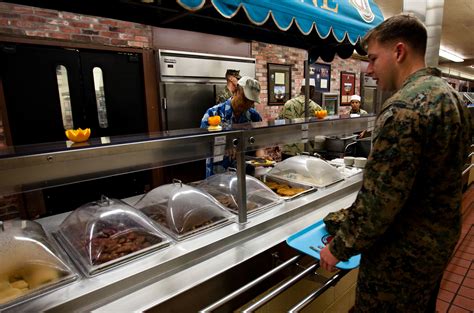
left=0, top=3, right=152, bottom=48
left=252, top=42, right=307, bottom=121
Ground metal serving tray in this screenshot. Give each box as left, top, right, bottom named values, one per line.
left=53, top=230, right=171, bottom=277
left=139, top=203, right=234, bottom=242
left=213, top=191, right=281, bottom=217
left=262, top=175, right=316, bottom=201
left=170, top=218, right=233, bottom=241
left=0, top=265, right=78, bottom=311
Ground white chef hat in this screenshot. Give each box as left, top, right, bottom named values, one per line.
left=350, top=95, right=361, bottom=102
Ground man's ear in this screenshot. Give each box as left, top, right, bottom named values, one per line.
left=394, top=42, right=407, bottom=63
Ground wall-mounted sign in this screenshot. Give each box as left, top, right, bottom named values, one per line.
left=268, top=63, right=292, bottom=106
left=340, top=71, right=356, bottom=105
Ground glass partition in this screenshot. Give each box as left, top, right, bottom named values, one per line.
left=55, top=65, right=74, bottom=130
left=0, top=116, right=375, bottom=197
left=92, top=67, right=109, bottom=129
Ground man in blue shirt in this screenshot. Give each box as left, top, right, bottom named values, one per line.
left=201, top=76, right=262, bottom=128
left=201, top=76, right=263, bottom=176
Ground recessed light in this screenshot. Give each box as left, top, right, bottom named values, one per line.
left=439, top=48, right=464, bottom=62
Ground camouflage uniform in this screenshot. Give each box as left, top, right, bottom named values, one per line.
left=279, top=95, right=322, bottom=155
left=324, top=68, right=472, bottom=312
left=216, top=87, right=233, bottom=105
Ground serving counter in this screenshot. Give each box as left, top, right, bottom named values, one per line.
left=0, top=116, right=375, bottom=312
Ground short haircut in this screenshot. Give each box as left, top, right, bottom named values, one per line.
left=225, top=69, right=241, bottom=80
left=362, top=13, right=427, bottom=56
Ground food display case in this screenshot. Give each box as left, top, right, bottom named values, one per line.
left=266, top=155, right=344, bottom=188
left=134, top=181, right=234, bottom=240
left=0, top=116, right=375, bottom=311
left=54, top=196, right=171, bottom=276
left=0, top=220, right=77, bottom=310
left=196, top=171, right=284, bottom=216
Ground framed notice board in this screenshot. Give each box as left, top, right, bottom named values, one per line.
left=340, top=71, right=356, bottom=105
left=309, top=63, right=331, bottom=92
left=268, top=63, right=291, bottom=105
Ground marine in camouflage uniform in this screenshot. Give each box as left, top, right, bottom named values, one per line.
left=324, top=67, right=472, bottom=312
left=216, top=86, right=233, bottom=105
left=216, top=69, right=241, bottom=104
left=279, top=95, right=322, bottom=155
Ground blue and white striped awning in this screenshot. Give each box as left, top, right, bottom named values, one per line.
left=177, top=0, right=384, bottom=45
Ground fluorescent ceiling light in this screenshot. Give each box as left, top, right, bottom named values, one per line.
left=439, top=48, right=464, bottom=62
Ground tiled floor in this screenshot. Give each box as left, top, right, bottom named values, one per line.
left=436, top=186, right=474, bottom=313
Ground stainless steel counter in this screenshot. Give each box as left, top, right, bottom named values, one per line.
left=1, top=117, right=375, bottom=312
left=13, top=173, right=362, bottom=312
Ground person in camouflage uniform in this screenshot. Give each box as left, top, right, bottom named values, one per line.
left=319, top=14, right=472, bottom=312
left=216, top=69, right=241, bottom=104
left=279, top=79, right=322, bottom=157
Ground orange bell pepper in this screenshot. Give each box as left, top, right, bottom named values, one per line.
left=65, top=128, right=91, bottom=143
left=315, top=109, right=328, bottom=119
left=208, top=115, right=221, bottom=126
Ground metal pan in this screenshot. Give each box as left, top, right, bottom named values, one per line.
left=53, top=230, right=171, bottom=277
left=262, top=175, right=316, bottom=201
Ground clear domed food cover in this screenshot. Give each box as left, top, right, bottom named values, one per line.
left=267, top=155, right=344, bottom=188
left=0, top=220, right=77, bottom=309
left=56, top=196, right=170, bottom=276
left=196, top=172, right=283, bottom=216
left=134, top=180, right=233, bottom=240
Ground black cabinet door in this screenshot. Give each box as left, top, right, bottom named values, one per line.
left=0, top=44, right=83, bottom=145
left=0, top=43, right=148, bottom=144
left=80, top=50, right=147, bottom=137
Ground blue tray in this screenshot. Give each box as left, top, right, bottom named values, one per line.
left=286, top=219, right=361, bottom=270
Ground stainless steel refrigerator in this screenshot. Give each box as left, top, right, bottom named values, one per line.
left=157, top=50, right=256, bottom=182
left=158, top=49, right=256, bottom=130
left=360, top=72, right=393, bottom=115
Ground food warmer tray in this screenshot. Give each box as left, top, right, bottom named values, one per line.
left=0, top=220, right=78, bottom=310
left=261, top=175, right=316, bottom=201
left=134, top=181, right=235, bottom=241
left=195, top=172, right=284, bottom=217
left=53, top=196, right=171, bottom=277
left=266, top=155, right=345, bottom=189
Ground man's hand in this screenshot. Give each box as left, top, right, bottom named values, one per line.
left=320, top=245, right=339, bottom=272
